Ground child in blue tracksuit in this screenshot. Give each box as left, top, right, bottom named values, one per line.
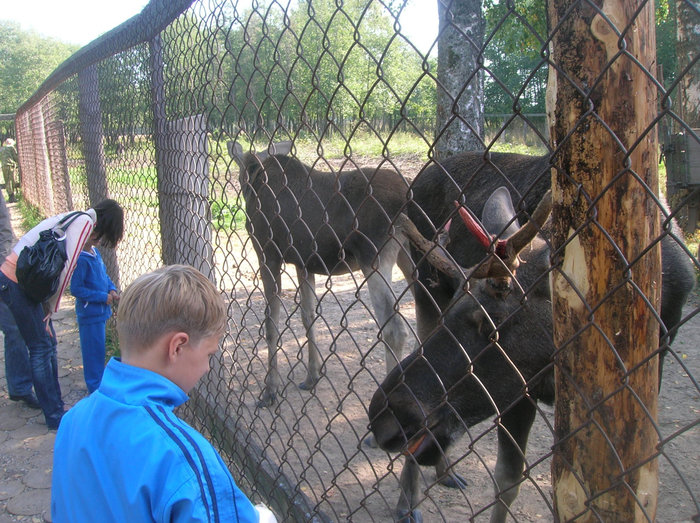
left=52, top=265, right=277, bottom=523
left=70, top=233, right=120, bottom=393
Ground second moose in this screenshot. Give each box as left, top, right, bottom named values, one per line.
left=229, top=141, right=413, bottom=407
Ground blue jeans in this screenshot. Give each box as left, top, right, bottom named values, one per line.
left=77, top=321, right=106, bottom=393
left=0, top=272, right=64, bottom=427
left=0, top=298, right=33, bottom=397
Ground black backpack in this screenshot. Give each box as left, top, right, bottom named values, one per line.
left=16, top=211, right=89, bottom=303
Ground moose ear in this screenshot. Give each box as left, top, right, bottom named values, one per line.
left=481, top=186, right=520, bottom=238
left=228, top=141, right=245, bottom=167
left=270, top=140, right=293, bottom=156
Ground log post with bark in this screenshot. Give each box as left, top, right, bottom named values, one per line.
left=546, top=0, right=662, bottom=519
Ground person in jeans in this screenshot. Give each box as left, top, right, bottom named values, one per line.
left=0, top=190, right=37, bottom=408
left=52, top=265, right=277, bottom=523
left=0, top=199, right=124, bottom=429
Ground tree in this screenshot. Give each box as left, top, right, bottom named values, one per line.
left=655, top=0, right=677, bottom=88
left=0, top=21, right=77, bottom=114
left=676, top=0, right=699, bottom=128
left=483, top=0, right=548, bottom=114
left=217, top=0, right=436, bottom=143
left=435, top=0, right=486, bottom=158
left=97, top=46, right=152, bottom=149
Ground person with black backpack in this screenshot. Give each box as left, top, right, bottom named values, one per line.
left=0, top=199, right=123, bottom=429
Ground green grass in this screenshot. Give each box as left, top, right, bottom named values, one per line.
left=105, top=316, right=120, bottom=360
left=211, top=199, right=247, bottom=231
left=16, top=197, right=46, bottom=231
left=111, top=166, right=158, bottom=189
left=295, top=130, right=431, bottom=160
left=223, top=131, right=548, bottom=164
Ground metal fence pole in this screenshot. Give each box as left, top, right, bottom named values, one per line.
left=78, top=64, right=120, bottom=284
left=78, top=64, right=109, bottom=204
left=29, top=103, right=54, bottom=214
left=150, top=34, right=170, bottom=266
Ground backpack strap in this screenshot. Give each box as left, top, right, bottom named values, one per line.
left=54, top=211, right=90, bottom=233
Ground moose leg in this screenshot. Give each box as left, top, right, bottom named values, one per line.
left=361, top=255, right=409, bottom=450
left=489, top=400, right=537, bottom=523
left=362, top=256, right=408, bottom=375
left=396, top=238, right=417, bottom=301
left=435, top=455, right=467, bottom=489
left=296, top=267, right=322, bottom=390
left=258, top=261, right=283, bottom=408
left=396, top=457, right=423, bottom=523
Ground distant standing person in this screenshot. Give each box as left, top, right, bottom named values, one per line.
left=0, top=189, right=37, bottom=408
left=0, top=199, right=124, bottom=429
left=0, top=138, right=19, bottom=203
left=70, top=222, right=122, bottom=393
left=52, top=265, right=277, bottom=522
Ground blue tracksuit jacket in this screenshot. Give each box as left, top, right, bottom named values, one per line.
left=70, top=247, right=116, bottom=325
left=51, top=358, right=259, bottom=523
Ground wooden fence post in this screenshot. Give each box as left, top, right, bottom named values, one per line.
left=547, top=0, right=662, bottom=519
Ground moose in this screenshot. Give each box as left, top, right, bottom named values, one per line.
left=229, top=141, right=414, bottom=407
left=407, top=151, right=694, bottom=378
left=369, top=152, right=696, bottom=523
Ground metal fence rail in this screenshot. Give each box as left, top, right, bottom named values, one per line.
left=12, top=0, right=699, bottom=521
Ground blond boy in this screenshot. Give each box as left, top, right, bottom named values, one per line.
left=51, top=265, right=276, bottom=522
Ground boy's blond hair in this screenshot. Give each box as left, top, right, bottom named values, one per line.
left=117, top=265, right=227, bottom=353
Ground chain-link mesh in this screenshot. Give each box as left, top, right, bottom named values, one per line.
left=13, top=0, right=699, bottom=521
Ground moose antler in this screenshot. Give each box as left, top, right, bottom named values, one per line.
left=397, top=190, right=552, bottom=282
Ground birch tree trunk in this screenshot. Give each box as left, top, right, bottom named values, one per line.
left=435, top=0, right=485, bottom=158
left=546, top=0, right=662, bottom=519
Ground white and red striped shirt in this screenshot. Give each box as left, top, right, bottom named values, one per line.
left=7, top=209, right=96, bottom=313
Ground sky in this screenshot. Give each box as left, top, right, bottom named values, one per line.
left=0, top=0, right=438, bottom=53
left=1, top=0, right=151, bottom=46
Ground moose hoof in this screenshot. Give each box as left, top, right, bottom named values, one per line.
left=257, top=390, right=277, bottom=408
left=298, top=376, right=319, bottom=391
left=363, top=434, right=378, bottom=448
left=439, top=472, right=467, bottom=490
left=396, top=509, right=423, bottom=523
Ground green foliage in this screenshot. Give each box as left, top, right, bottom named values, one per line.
left=97, top=46, right=153, bottom=149
left=0, top=21, right=77, bottom=114
left=655, top=0, right=677, bottom=88
left=483, top=0, right=548, bottom=114
left=158, top=1, right=436, bottom=142
left=482, top=0, right=677, bottom=112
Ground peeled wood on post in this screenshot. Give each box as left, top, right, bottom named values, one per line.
left=546, top=0, right=662, bottom=520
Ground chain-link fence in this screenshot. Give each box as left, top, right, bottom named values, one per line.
left=13, top=0, right=699, bottom=521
